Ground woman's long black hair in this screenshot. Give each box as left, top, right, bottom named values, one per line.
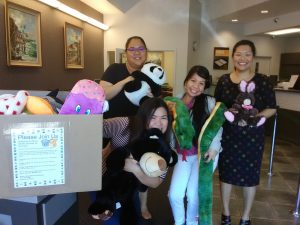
left=184, top=65, right=211, bottom=145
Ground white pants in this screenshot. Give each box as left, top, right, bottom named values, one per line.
left=168, top=154, right=199, bottom=225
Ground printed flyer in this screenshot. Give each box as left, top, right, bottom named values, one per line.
left=11, top=127, right=65, bottom=188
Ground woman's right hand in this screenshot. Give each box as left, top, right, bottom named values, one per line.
left=123, top=75, right=134, bottom=84
left=91, top=210, right=113, bottom=220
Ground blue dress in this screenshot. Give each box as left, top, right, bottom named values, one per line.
left=214, top=73, right=276, bottom=187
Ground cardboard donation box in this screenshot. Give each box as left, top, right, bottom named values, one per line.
left=0, top=115, right=102, bottom=198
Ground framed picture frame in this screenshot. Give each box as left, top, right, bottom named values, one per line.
left=213, top=47, right=229, bottom=70
left=64, top=22, right=84, bottom=69
left=5, top=1, right=42, bottom=67
left=121, top=51, right=164, bottom=66
left=146, top=51, right=164, bottom=66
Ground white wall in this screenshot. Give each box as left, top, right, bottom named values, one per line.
left=281, top=36, right=300, bottom=52
left=187, top=0, right=202, bottom=69
left=201, top=0, right=268, bottom=21
left=198, top=21, right=286, bottom=82
left=198, top=0, right=300, bottom=85
left=245, top=11, right=300, bottom=36
left=103, top=0, right=300, bottom=94
left=103, top=0, right=190, bottom=95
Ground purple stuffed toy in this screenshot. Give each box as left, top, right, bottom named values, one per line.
left=59, top=79, right=108, bottom=115
left=224, top=80, right=265, bottom=127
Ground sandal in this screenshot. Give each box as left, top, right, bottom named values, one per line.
left=239, top=219, right=251, bottom=225
left=221, top=214, right=231, bottom=225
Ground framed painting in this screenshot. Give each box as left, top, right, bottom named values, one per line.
left=146, top=51, right=164, bottom=66
left=5, top=1, right=42, bottom=67
left=213, top=47, right=229, bottom=70
left=64, top=22, right=84, bottom=69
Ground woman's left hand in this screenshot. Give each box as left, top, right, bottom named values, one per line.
left=146, top=88, right=154, bottom=98
left=124, top=154, right=163, bottom=188
left=204, top=149, right=218, bottom=163
left=123, top=154, right=140, bottom=173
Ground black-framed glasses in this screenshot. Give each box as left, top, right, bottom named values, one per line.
left=126, top=46, right=146, bottom=52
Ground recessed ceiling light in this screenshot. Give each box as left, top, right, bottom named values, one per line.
left=265, top=28, right=300, bottom=36
left=261, top=10, right=269, bottom=14
left=231, top=19, right=238, bottom=22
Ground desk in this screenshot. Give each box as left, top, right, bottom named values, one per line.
left=275, top=88, right=300, bottom=112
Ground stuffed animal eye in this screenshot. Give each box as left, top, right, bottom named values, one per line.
left=75, top=105, right=81, bottom=113
left=85, top=109, right=91, bottom=115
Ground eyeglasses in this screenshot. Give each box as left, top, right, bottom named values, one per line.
left=126, top=46, right=146, bottom=52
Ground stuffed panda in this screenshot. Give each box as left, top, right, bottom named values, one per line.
left=124, top=63, right=166, bottom=106
left=88, top=128, right=177, bottom=224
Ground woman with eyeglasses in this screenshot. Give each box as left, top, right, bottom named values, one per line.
left=214, top=40, right=276, bottom=225
left=100, top=36, right=148, bottom=119
left=99, top=36, right=154, bottom=223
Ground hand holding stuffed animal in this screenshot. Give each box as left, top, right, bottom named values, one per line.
left=88, top=128, right=177, bottom=224
left=124, top=63, right=166, bottom=106
left=224, top=80, right=266, bottom=127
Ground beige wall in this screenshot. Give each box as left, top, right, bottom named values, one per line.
left=0, top=0, right=104, bottom=90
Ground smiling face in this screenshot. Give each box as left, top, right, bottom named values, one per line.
left=232, top=45, right=254, bottom=72
left=148, top=107, right=169, bottom=134
left=125, top=38, right=147, bottom=72
left=184, top=73, right=206, bottom=98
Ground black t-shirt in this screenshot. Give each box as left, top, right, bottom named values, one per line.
left=101, top=63, right=139, bottom=118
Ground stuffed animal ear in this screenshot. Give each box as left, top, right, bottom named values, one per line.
left=239, top=80, right=247, bottom=92
left=44, top=89, right=64, bottom=113
left=139, top=152, right=167, bottom=177
left=247, top=81, right=255, bottom=93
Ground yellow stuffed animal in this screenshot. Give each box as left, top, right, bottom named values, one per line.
left=25, top=96, right=56, bottom=115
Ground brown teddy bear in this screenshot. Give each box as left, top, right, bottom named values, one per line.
left=224, top=80, right=266, bottom=127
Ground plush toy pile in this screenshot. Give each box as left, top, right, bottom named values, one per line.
left=198, top=102, right=226, bottom=225
left=88, top=128, right=178, bottom=225
left=0, top=79, right=108, bottom=116
left=59, top=79, right=108, bottom=115
left=0, top=90, right=63, bottom=115
left=224, top=80, right=265, bottom=127
left=124, top=63, right=166, bottom=106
